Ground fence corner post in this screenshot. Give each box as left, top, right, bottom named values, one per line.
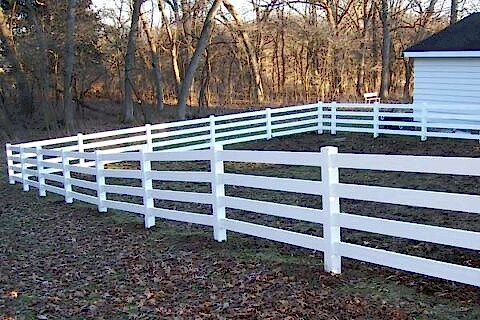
left=421, top=103, right=428, bottom=141
left=373, top=102, right=380, bottom=138
left=20, top=146, right=29, bottom=191
left=6, top=143, right=15, bottom=185
left=331, top=101, right=337, bottom=135
left=95, top=150, right=107, bottom=212
left=77, top=133, right=85, bottom=166
left=320, top=146, right=341, bottom=274
left=145, top=124, right=153, bottom=152
left=141, top=146, right=155, bottom=229
left=317, top=102, right=324, bottom=134
left=211, top=143, right=226, bottom=242
left=36, top=146, right=46, bottom=197
left=62, top=149, right=73, bottom=203
left=266, top=108, right=272, bottom=140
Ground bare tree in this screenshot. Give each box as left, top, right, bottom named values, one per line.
left=158, top=0, right=182, bottom=94
left=353, top=0, right=375, bottom=96
left=124, top=0, right=144, bottom=123
left=0, top=9, right=32, bottom=114
left=26, top=0, right=55, bottom=130
left=158, top=0, right=182, bottom=95
left=198, top=46, right=211, bottom=109
left=140, top=12, right=164, bottom=111
left=379, top=0, right=391, bottom=100
left=223, top=0, right=264, bottom=104
left=177, top=0, right=224, bottom=120
left=64, top=0, right=77, bottom=132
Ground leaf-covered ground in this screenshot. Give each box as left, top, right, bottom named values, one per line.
left=1, top=132, right=480, bottom=319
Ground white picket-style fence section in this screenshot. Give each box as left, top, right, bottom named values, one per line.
left=4, top=102, right=480, bottom=287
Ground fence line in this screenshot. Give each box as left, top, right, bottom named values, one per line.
left=7, top=101, right=480, bottom=153
left=5, top=102, right=480, bottom=287
left=5, top=142, right=480, bottom=286
left=8, top=100, right=480, bottom=201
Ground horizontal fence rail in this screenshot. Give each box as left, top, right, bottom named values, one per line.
left=5, top=102, right=480, bottom=287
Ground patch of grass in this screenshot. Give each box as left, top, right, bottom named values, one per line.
left=232, top=246, right=321, bottom=267
left=337, top=276, right=480, bottom=320
left=150, top=224, right=211, bottom=239
left=101, top=211, right=143, bottom=225
left=1, top=293, right=38, bottom=319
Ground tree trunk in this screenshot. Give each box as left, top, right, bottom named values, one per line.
left=450, top=0, right=458, bottom=25
left=177, top=0, right=223, bottom=120
left=280, top=5, right=286, bottom=103
left=223, top=0, right=264, bottom=104
left=356, top=0, right=373, bottom=98
left=0, top=9, right=32, bottom=115
left=356, top=41, right=366, bottom=97
left=124, top=0, right=143, bottom=123
left=140, top=13, right=164, bottom=111
left=158, top=0, right=182, bottom=94
left=180, top=0, right=195, bottom=104
left=198, top=47, right=211, bottom=110
left=372, top=13, right=379, bottom=90
left=380, top=0, right=391, bottom=101
left=64, top=0, right=77, bottom=132
left=403, top=59, right=413, bottom=101
left=26, top=0, right=54, bottom=131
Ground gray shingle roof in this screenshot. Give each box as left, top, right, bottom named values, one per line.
left=405, top=13, right=480, bottom=52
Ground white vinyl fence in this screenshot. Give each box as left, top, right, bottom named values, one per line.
left=4, top=102, right=480, bottom=287
left=6, top=101, right=480, bottom=159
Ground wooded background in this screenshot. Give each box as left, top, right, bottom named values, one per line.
left=0, top=0, right=477, bottom=134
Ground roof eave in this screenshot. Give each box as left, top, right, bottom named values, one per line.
left=404, top=51, right=480, bottom=58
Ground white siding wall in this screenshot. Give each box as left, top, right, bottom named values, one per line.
left=413, top=57, right=480, bottom=106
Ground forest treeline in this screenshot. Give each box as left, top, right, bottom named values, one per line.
left=0, top=0, right=476, bottom=133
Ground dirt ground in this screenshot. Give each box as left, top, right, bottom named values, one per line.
left=1, top=130, right=480, bottom=319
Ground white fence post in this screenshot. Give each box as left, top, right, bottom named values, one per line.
left=373, top=102, right=380, bottom=138
left=95, top=151, right=107, bottom=212
left=141, top=147, right=155, bottom=228
left=211, top=142, right=226, bottom=242
left=77, top=133, right=85, bottom=166
left=145, top=124, right=153, bottom=152
left=62, top=149, right=73, bottom=203
left=36, top=146, right=46, bottom=197
left=209, top=115, right=216, bottom=145
left=20, top=146, right=29, bottom=192
left=317, top=102, right=324, bottom=134
left=321, top=146, right=341, bottom=273
left=265, top=108, right=272, bottom=140
left=331, top=102, right=337, bottom=135
left=421, top=103, right=428, bottom=141
left=6, top=143, right=14, bottom=185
